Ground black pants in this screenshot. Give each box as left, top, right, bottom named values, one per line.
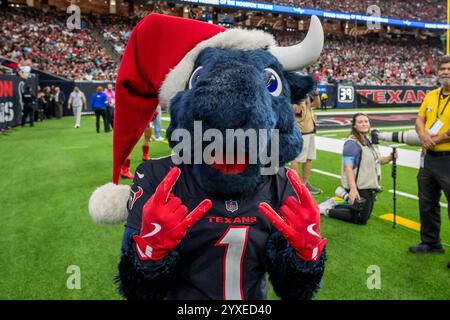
left=106, top=106, right=114, bottom=129
left=417, top=153, right=450, bottom=246
left=329, top=189, right=376, bottom=225
left=44, top=102, right=53, bottom=119
left=54, top=102, right=63, bottom=119
left=21, top=105, right=34, bottom=127
left=94, top=109, right=109, bottom=133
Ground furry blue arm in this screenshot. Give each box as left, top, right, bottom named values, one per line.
left=116, top=226, right=181, bottom=300
left=265, top=231, right=326, bottom=300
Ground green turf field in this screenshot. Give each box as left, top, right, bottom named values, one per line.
left=0, top=116, right=449, bottom=300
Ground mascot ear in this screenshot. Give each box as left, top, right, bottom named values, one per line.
left=284, top=72, right=315, bottom=104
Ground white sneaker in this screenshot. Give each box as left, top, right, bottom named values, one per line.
left=155, top=137, right=164, bottom=141
left=318, top=197, right=336, bottom=216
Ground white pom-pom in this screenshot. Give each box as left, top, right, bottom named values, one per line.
left=89, top=183, right=131, bottom=224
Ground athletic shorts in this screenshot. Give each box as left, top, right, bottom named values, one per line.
left=296, top=133, right=316, bottom=162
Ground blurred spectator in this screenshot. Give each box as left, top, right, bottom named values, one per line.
left=90, top=86, right=110, bottom=133
left=36, top=88, right=46, bottom=122
left=21, top=85, right=36, bottom=127
left=17, top=59, right=32, bottom=79
left=42, top=86, right=53, bottom=119
left=68, top=86, right=87, bottom=128
left=320, top=92, right=328, bottom=110
left=51, top=87, right=65, bottom=119
left=103, top=83, right=116, bottom=129
left=152, top=105, right=163, bottom=141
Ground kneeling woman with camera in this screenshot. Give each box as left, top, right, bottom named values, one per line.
left=325, top=113, right=395, bottom=225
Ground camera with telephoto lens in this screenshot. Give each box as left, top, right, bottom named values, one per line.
left=334, top=186, right=367, bottom=211
left=371, top=129, right=421, bottom=146
left=335, top=186, right=350, bottom=201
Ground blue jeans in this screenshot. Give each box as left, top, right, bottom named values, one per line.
left=152, top=108, right=162, bottom=139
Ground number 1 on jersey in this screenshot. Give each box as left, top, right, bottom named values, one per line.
left=215, top=226, right=249, bottom=300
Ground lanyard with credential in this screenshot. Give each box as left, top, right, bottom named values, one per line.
left=437, top=88, right=450, bottom=119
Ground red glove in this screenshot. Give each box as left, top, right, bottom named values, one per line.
left=133, top=167, right=212, bottom=261
left=259, top=169, right=327, bottom=262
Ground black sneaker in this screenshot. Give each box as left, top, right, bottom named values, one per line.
left=409, top=243, right=445, bottom=254
left=447, top=261, right=450, bottom=268
left=306, top=183, right=321, bottom=195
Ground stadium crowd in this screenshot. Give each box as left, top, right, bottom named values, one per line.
left=277, top=34, right=440, bottom=85
left=0, top=7, right=117, bottom=81
left=92, top=15, right=139, bottom=56
left=268, top=0, right=445, bottom=22
left=0, top=5, right=443, bottom=85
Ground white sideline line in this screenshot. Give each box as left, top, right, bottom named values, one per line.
left=388, top=190, right=448, bottom=208
left=311, top=168, right=449, bottom=208
left=389, top=143, right=406, bottom=147
left=321, top=134, right=337, bottom=137
left=316, top=136, right=421, bottom=169
left=315, top=110, right=418, bottom=116
left=317, top=125, right=414, bottom=134
left=311, top=169, right=341, bottom=179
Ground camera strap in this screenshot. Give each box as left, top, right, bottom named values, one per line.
left=437, top=88, right=450, bottom=119
left=355, top=147, right=363, bottom=185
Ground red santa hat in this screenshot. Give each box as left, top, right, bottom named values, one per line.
left=89, top=13, right=323, bottom=224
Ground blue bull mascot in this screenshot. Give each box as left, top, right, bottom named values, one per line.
left=89, top=13, right=327, bottom=300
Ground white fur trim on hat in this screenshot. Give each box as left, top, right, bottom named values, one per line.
left=159, top=28, right=276, bottom=109
left=89, top=183, right=131, bottom=224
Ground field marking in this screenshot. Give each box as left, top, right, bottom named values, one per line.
left=312, top=169, right=450, bottom=206
left=316, top=136, right=421, bottom=169
left=317, top=125, right=414, bottom=134
left=388, top=190, right=448, bottom=208
left=321, top=134, right=337, bottom=137
left=315, top=110, right=418, bottom=116
left=312, top=169, right=449, bottom=208
left=389, top=143, right=406, bottom=147
left=313, top=169, right=450, bottom=242
left=379, top=214, right=421, bottom=232
left=379, top=215, right=450, bottom=247
left=311, top=169, right=341, bottom=179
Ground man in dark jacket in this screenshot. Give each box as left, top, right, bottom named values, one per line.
left=21, top=85, right=36, bottom=127
left=52, top=87, right=65, bottom=119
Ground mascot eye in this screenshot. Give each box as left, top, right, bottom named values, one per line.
left=263, top=68, right=282, bottom=97
left=188, top=66, right=203, bottom=89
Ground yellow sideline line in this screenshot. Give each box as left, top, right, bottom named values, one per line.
left=379, top=214, right=421, bottom=232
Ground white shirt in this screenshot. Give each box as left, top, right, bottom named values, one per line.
left=69, top=91, right=86, bottom=107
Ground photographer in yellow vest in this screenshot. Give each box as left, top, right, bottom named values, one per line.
left=410, top=56, right=450, bottom=269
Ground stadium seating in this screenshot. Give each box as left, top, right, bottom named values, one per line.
left=268, top=0, right=445, bottom=22
left=0, top=7, right=117, bottom=81
left=0, top=4, right=443, bottom=84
